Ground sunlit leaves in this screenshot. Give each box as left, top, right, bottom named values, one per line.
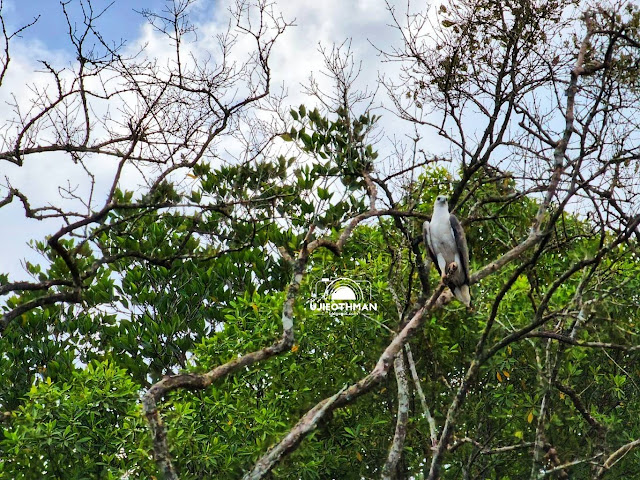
left=0, top=361, right=154, bottom=479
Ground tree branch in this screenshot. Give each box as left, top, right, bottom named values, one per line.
left=381, top=352, right=410, bottom=479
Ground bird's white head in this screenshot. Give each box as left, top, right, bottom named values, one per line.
left=433, top=195, right=449, bottom=217
left=435, top=195, right=448, bottom=208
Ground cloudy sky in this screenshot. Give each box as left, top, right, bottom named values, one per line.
left=0, top=0, right=447, bottom=279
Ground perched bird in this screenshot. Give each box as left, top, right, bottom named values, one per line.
left=423, top=195, right=471, bottom=306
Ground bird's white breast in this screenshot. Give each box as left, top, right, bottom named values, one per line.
left=430, top=211, right=458, bottom=263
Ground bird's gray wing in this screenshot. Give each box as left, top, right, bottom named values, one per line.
left=449, top=214, right=470, bottom=282
left=422, top=220, right=441, bottom=275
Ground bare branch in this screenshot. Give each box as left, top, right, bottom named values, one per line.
left=381, top=352, right=410, bottom=480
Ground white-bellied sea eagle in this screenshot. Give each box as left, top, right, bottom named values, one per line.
left=423, top=195, right=471, bottom=306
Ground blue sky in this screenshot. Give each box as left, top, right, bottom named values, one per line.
left=0, top=0, right=449, bottom=278
left=0, top=0, right=403, bottom=277
left=5, top=0, right=159, bottom=52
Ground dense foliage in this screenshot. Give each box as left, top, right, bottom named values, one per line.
left=2, top=165, right=640, bottom=478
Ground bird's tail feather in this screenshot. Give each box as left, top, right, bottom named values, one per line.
left=454, top=285, right=471, bottom=307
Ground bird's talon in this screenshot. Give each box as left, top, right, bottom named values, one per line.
left=446, top=262, right=458, bottom=276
